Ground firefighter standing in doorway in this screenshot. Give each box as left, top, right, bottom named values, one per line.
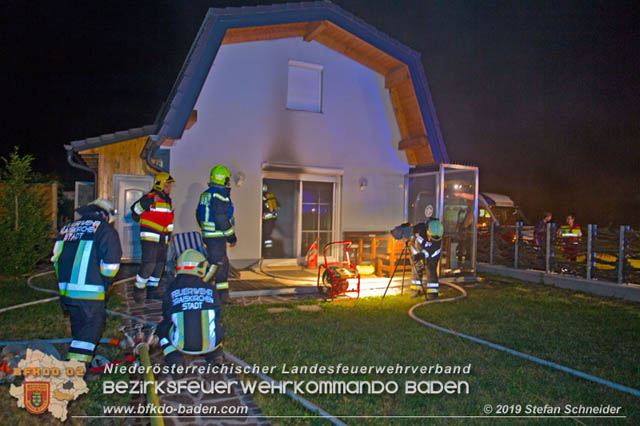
left=158, top=249, right=224, bottom=370
left=261, top=183, right=278, bottom=258
left=196, top=165, right=236, bottom=303
left=51, top=199, right=122, bottom=367
left=131, top=172, right=175, bottom=303
left=410, top=219, right=444, bottom=299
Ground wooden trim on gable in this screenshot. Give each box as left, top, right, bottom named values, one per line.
left=303, top=21, right=329, bottom=42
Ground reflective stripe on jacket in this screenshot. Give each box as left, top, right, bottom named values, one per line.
left=52, top=215, right=122, bottom=300
left=132, top=190, right=175, bottom=241
left=196, top=185, right=235, bottom=241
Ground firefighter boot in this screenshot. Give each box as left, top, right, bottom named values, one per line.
left=133, top=287, right=146, bottom=304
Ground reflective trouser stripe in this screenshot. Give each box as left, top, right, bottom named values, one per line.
left=147, top=276, right=160, bottom=287
left=70, top=340, right=96, bottom=351
left=135, top=274, right=148, bottom=289
left=410, top=280, right=422, bottom=290
left=68, top=352, right=93, bottom=363
left=427, top=282, right=439, bottom=293
left=68, top=338, right=96, bottom=363
left=140, top=232, right=161, bottom=242
left=216, top=282, right=229, bottom=290
left=264, top=239, right=273, bottom=248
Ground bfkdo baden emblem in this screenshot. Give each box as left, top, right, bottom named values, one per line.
left=24, top=382, right=50, bottom=414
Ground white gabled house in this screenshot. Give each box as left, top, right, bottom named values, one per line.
left=66, top=2, right=453, bottom=267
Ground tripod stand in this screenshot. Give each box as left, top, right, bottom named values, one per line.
left=382, top=240, right=411, bottom=300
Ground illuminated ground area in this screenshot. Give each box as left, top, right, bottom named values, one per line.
left=223, top=275, right=640, bottom=425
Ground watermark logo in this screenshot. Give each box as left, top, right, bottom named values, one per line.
left=24, top=382, right=50, bottom=415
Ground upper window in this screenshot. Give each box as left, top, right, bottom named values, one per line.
left=286, top=60, right=323, bottom=113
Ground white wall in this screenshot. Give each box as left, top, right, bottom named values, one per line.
left=169, top=37, right=407, bottom=261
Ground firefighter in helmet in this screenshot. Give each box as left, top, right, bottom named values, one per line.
left=196, top=165, right=236, bottom=302
left=131, top=172, right=175, bottom=303
left=51, top=199, right=122, bottom=367
left=410, top=218, right=443, bottom=299
left=261, top=183, right=279, bottom=258
left=157, top=249, right=224, bottom=368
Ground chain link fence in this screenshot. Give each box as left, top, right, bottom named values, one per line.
left=478, top=223, right=640, bottom=285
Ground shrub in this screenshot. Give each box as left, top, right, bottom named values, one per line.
left=0, top=147, right=52, bottom=275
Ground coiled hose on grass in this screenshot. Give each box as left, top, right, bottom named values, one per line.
left=409, top=280, right=640, bottom=398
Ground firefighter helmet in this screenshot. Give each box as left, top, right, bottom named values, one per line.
left=427, top=219, right=444, bottom=241
left=176, top=249, right=217, bottom=282
left=210, top=165, right=231, bottom=187
left=89, top=198, right=115, bottom=215
left=153, top=172, right=175, bottom=192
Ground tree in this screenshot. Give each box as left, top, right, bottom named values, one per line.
left=0, top=147, right=51, bottom=275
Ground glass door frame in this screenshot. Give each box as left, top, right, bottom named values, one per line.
left=261, top=169, right=341, bottom=264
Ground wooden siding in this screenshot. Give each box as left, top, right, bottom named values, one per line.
left=79, top=137, right=153, bottom=199
left=222, top=21, right=434, bottom=165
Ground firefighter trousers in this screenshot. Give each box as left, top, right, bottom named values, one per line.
left=60, top=297, right=105, bottom=364
left=204, top=237, right=230, bottom=298
left=136, top=240, right=167, bottom=289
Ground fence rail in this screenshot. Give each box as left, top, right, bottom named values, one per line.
left=478, top=223, right=639, bottom=285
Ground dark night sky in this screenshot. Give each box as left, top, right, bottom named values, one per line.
left=2, top=0, right=639, bottom=226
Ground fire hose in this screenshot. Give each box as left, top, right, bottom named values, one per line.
left=410, top=280, right=640, bottom=398
left=5, top=269, right=344, bottom=425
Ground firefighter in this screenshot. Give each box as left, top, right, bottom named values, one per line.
left=196, top=165, right=236, bottom=303
left=51, top=199, right=122, bottom=366
left=157, top=249, right=224, bottom=369
left=261, top=183, right=278, bottom=257
left=558, top=214, right=582, bottom=262
left=131, top=172, right=175, bottom=303
left=410, top=219, right=443, bottom=300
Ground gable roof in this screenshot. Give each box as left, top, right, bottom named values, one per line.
left=71, top=1, right=450, bottom=165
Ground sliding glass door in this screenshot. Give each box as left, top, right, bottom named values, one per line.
left=262, top=174, right=338, bottom=262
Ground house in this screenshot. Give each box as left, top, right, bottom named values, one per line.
left=66, top=2, right=458, bottom=268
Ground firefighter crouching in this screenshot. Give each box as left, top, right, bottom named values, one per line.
left=158, top=249, right=224, bottom=369
left=197, top=165, right=237, bottom=303
left=131, top=172, right=175, bottom=303
left=410, top=219, right=444, bottom=300
left=51, top=199, right=122, bottom=367
left=262, top=183, right=278, bottom=257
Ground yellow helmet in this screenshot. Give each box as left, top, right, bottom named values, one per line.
left=176, top=249, right=217, bottom=282
left=427, top=219, right=444, bottom=241
left=210, top=165, right=231, bottom=187
left=153, top=172, right=175, bottom=191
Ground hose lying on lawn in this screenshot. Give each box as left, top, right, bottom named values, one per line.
left=410, top=280, right=640, bottom=398
left=8, top=269, right=345, bottom=425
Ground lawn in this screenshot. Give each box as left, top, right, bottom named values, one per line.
left=0, top=273, right=130, bottom=426
left=223, top=275, right=640, bottom=425
left=1, top=272, right=638, bottom=425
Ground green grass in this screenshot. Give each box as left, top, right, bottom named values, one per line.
left=223, top=275, right=640, bottom=425
left=0, top=273, right=130, bottom=425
